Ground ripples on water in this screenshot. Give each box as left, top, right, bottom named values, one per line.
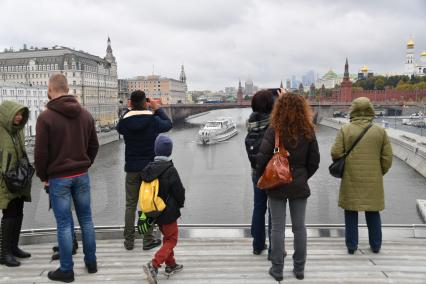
left=23, top=108, right=426, bottom=229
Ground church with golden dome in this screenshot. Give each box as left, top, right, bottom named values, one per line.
left=357, top=64, right=374, bottom=80
left=405, top=37, right=426, bottom=76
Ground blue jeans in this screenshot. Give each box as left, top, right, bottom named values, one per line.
left=251, top=173, right=271, bottom=253
left=49, top=173, right=96, bottom=272
left=344, top=210, right=382, bottom=251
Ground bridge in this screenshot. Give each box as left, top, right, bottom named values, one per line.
left=160, top=101, right=425, bottom=122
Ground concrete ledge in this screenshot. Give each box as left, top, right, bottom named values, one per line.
left=320, top=118, right=426, bottom=178
left=416, top=200, right=426, bottom=223
left=18, top=225, right=426, bottom=245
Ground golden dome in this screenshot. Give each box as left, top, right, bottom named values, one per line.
left=421, top=51, right=426, bottom=57
left=407, top=38, right=414, bottom=48
left=360, top=64, right=369, bottom=73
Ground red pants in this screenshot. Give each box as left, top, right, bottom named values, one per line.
left=152, top=221, right=178, bottom=268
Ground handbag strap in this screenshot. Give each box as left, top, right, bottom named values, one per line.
left=274, top=129, right=280, bottom=153
left=343, top=123, right=373, bottom=158
left=8, top=132, right=28, bottom=160
left=273, top=129, right=289, bottom=156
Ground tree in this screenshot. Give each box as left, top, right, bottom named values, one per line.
left=374, top=78, right=385, bottom=90
left=396, top=81, right=414, bottom=91
left=414, top=82, right=426, bottom=90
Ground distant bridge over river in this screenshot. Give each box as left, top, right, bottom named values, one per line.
left=161, top=101, right=425, bottom=121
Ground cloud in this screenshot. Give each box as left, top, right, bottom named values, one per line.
left=0, top=0, right=425, bottom=90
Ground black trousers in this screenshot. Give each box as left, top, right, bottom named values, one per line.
left=2, top=197, right=24, bottom=218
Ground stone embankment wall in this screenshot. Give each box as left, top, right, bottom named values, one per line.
left=27, top=131, right=119, bottom=163
left=98, top=130, right=120, bottom=146
left=320, top=118, right=426, bottom=178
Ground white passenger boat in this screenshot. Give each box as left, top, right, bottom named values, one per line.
left=197, top=117, right=238, bottom=144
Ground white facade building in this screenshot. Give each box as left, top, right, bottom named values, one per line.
left=404, top=37, right=426, bottom=76
left=0, top=38, right=118, bottom=126
left=0, top=83, right=48, bottom=137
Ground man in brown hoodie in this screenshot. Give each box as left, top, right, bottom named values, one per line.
left=35, top=74, right=99, bottom=283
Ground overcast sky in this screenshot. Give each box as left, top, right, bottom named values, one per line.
left=1, top=0, right=425, bottom=90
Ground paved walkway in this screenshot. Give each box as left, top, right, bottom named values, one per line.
left=1, top=235, right=426, bottom=283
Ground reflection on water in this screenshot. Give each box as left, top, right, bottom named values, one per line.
left=23, top=108, right=426, bottom=229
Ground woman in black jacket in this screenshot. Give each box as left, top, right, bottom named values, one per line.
left=245, top=89, right=278, bottom=257
left=257, top=92, right=320, bottom=281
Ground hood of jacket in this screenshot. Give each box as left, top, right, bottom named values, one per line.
left=141, top=160, right=173, bottom=182
left=47, top=95, right=82, bottom=119
left=247, top=112, right=270, bottom=132
left=121, top=109, right=154, bottom=131
left=0, top=100, right=29, bottom=134
left=349, top=97, right=375, bottom=123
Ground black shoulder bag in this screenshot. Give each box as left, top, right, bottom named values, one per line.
left=329, top=123, right=373, bottom=178
left=1, top=134, right=35, bottom=193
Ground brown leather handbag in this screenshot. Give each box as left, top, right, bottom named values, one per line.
left=257, top=130, right=293, bottom=190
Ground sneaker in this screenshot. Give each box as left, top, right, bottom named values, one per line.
left=143, top=239, right=161, bottom=251
left=47, top=268, right=74, bottom=283
left=348, top=248, right=356, bottom=255
left=52, top=240, right=78, bottom=253
left=124, top=239, right=134, bottom=250
left=143, top=262, right=158, bottom=284
left=51, top=246, right=78, bottom=261
left=253, top=244, right=267, bottom=255
left=268, top=267, right=283, bottom=282
left=165, top=263, right=183, bottom=275
left=293, top=269, right=304, bottom=280
left=85, top=261, right=98, bottom=274
left=371, top=247, right=380, bottom=253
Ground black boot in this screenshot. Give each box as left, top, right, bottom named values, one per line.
left=51, top=234, right=78, bottom=261
left=11, top=216, right=31, bottom=258
left=0, top=218, right=20, bottom=267
left=72, top=232, right=78, bottom=252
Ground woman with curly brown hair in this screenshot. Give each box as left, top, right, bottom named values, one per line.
left=257, top=92, right=320, bottom=282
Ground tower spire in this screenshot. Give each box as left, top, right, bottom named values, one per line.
left=105, top=36, right=115, bottom=63
left=237, top=79, right=243, bottom=104
left=179, top=65, right=186, bottom=84
left=344, top=57, right=349, bottom=79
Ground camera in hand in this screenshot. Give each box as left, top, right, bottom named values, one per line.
left=146, top=98, right=150, bottom=103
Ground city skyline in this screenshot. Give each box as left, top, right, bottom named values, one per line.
left=1, top=0, right=425, bottom=90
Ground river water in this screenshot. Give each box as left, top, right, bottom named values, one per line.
left=23, top=108, right=426, bottom=229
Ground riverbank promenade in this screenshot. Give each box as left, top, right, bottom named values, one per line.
left=1, top=226, right=425, bottom=284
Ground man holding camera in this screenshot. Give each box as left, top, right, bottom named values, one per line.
left=117, top=90, right=172, bottom=250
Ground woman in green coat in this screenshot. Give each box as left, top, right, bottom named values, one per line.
left=0, top=101, right=32, bottom=267
left=331, top=97, right=392, bottom=255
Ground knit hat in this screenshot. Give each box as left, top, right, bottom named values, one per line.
left=154, top=135, right=173, bottom=157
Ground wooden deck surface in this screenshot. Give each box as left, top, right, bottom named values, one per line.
left=1, top=236, right=426, bottom=283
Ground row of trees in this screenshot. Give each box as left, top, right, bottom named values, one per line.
left=353, top=75, right=426, bottom=91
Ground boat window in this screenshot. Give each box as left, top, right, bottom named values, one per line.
left=205, top=122, right=222, bottom=127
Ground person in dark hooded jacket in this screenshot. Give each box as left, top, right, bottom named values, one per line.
left=0, top=101, right=32, bottom=267
left=142, top=135, right=185, bottom=284
left=117, top=90, right=172, bottom=251
left=244, top=89, right=278, bottom=258
left=35, top=74, right=99, bottom=282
